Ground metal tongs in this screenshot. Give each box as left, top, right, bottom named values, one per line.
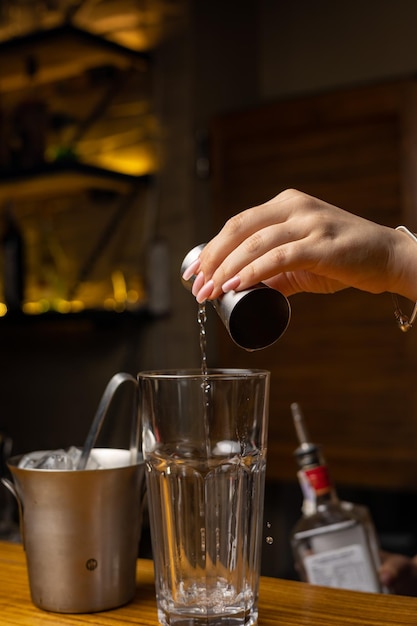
left=76, top=372, right=138, bottom=470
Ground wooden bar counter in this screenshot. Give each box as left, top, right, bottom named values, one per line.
left=1, top=540, right=417, bottom=625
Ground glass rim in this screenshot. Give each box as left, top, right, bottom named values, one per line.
left=137, top=368, right=270, bottom=380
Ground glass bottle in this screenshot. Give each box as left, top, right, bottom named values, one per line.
left=12, top=54, right=48, bottom=170
left=0, top=96, right=9, bottom=170
left=2, top=204, right=25, bottom=313
left=290, top=402, right=385, bottom=593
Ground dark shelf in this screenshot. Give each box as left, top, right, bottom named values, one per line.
left=0, top=307, right=154, bottom=327
left=0, top=23, right=150, bottom=94
left=0, top=161, right=153, bottom=200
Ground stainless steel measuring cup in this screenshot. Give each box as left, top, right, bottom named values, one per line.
left=181, top=244, right=291, bottom=350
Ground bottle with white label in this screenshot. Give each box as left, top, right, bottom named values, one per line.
left=290, top=403, right=385, bottom=593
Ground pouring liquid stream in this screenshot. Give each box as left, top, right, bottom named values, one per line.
left=198, top=303, right=211, bottom=456
left=198, top=302, right=208, bottom=377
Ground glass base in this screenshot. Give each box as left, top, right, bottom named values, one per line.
left=157, top=608, right=258, bottom=626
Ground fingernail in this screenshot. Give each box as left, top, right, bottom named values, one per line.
left=222, top=275, right=241, bottom=292
left=196, top=280, right=214, bottom=303
left=182, top=258, right=200, bottom=282
left=192, top=271, right=205, bottom=297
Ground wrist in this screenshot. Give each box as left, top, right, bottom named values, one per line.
left=391, top=226, right=417, bottom=331
left=389, top=227, right=417, bottom=299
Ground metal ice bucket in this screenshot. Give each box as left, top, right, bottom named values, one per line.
left=3, top=447, right=145, bottom=613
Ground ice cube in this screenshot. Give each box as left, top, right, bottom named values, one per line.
left=18, top=447, right=101, bottom=470
left=34, top=451, right=75, bottom=470
left=18, top=449, right=75, bottom=470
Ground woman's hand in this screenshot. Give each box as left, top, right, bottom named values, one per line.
left=186, top=189, right=417, bottom=304
left=379, top=551, right=417, bottom=596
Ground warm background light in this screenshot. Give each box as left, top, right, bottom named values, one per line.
left=0, top=0, right=181, bottom=314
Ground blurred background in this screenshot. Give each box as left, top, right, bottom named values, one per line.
left=1, top=0, right=417, bottom=580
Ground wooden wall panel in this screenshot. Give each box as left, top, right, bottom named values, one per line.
left=210, top=80, right=417, bottom=490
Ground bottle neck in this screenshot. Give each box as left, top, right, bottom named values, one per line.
left=298, top=463, right=339, bottom=515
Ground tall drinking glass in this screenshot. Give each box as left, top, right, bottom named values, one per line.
left=139, top=369, right=270, bottom=626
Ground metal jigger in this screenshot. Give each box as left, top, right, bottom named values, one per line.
left=181, top=244, right=291, bottom=351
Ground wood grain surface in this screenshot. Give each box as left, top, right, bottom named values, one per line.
left=1, top=541, right=417, bottom=625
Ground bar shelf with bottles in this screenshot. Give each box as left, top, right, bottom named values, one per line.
left=0, top=8, right=159, bottom=322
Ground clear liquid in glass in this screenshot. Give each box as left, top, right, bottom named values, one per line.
left=146, top=446, right=266, bottom=626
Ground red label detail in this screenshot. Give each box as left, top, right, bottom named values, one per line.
left=304, top=465, right=332, bottom=494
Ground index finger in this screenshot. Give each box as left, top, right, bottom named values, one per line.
left=200, top=195, right=289, bottom=278
left=199, top=194, right=297, bottom=296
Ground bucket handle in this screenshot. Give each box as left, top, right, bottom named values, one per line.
left=1, top=477, right=25, bottom=547
left=76, top=372, right=138, bottom=470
